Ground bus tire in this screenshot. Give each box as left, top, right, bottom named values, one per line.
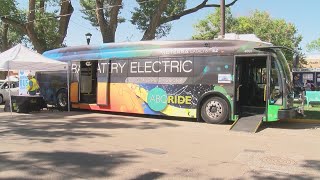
left=56, top=89, right=68, bottom=111
left=201, top=96, right=229, bottom=124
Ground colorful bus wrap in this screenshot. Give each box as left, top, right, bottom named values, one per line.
left=42, top=40, right=298, bottom=124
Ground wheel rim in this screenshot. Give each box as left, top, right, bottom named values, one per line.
left=57, top=93, right=67, bottom=107
left=205, top=100, right=223, bottom=120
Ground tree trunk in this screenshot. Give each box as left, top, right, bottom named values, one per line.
left=107, top=0, right=122, bottom=43
left=96, top=0, right=122, bottom=43
left=25, top=0, right=46, bottom=53
left=54, top=0, right=74, bottom=46
left=142, top=0, right=169, bottom=40
left=1, top=23, right=9, bottom=52
left=1, top=0, right=73, bottom=53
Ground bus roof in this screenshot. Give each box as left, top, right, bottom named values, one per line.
left=43, top=39, right=272, bottom=61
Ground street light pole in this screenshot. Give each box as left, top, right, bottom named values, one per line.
left=85, top=33, right=92, bottom=45
left=220, top=0, right=225, bottom=37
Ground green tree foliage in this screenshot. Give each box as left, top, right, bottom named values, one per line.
left=80, top=0, right=125, bottom=26
left=306, top=38, right=320, bottom=52
left=0, top=0, right=24, bottom=51
left=133, top=0, right=238, bottom=40
left=193, top=9, right=303, bottom=67
left=81, top=0, right=239, bottom=42
left=192, top=8, right=236, bottom=40
left=80, top=0, right=98, bottom=26
left=1, top=0, right=74, bottom=53
left=131, top=0, right=186, bottom=39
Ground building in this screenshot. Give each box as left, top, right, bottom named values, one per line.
left=303, top=54, right=320, bottom=68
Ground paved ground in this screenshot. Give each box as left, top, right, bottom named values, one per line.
left=0, top=105, right=320, bottom=179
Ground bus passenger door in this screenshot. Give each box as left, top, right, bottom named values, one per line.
left=70, top=61, right=80, bottom=103
left=97, top=60, right=110, bottom=105
left=266, top=56, right=283, bottom=121
left=234, top=59, right=243, bottom=115
left=78, top=61, right=98, bottom=104
left=235, top=56, right=267, bottom=117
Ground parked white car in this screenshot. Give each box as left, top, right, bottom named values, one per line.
left=0, top=78, right=19, bottom=104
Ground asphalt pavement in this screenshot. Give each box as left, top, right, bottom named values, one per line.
left=0, top=106, right=319, bottom=179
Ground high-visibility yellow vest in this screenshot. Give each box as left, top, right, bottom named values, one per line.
left=27, top=78, right=40, bottom=92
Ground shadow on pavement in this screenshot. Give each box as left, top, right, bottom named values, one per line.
left=131, top=171, right=166, bottom=180
left=0, top=151, right=138, bottom=179
left=244, top=170, right=319, bottom=180
left=0, top=112, right=180, bottom=143
left=301, top=160, right=320, bottom=172
left=237, top=159, right=320, bottom=179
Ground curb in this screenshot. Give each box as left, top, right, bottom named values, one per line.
left=282, top=119, right=320, bottom=124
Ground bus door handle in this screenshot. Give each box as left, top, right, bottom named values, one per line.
left=237, top=85, right=242, bottom=101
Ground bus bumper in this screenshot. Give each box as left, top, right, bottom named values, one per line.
left=278, top=108, right=298, bottom=120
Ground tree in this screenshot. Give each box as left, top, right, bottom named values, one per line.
left=1, top=0, right=74, bottom=53
left=193, top=9, right=303, bottom=67
left=0, top=0, right=24, bottom=52
left=306, top=38, right=320, bottom=52
left=80, top=0, right=238, bottom=42
left=132, top=0, right=239, bottom=41
left=80, top=0, right=124, bottom=43
left=192, top=8, right=236, bottom=40
left=131, top=0, right=178, bottom=40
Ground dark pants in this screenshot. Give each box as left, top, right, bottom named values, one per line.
left=29, top=91, right=36, bottom=95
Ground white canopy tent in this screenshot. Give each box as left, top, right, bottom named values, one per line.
left=0, top=44, right=70, bottom=113
left=0, top=44, right=67, bottom=71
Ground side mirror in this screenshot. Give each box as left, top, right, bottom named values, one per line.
left=293, top=54, right=299, bottom=68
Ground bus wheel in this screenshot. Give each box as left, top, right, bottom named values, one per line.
left=56, top=89, right=68, bottom=111
left=201, top=96, right=229, bottom=124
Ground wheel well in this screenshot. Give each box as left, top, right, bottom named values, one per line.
left=56, top=88, right=68, bottom=110
left=197, top=92, right=231, bottom=122
left=55, top=88, right=67, bottom=104
left=56, top=88, right=67, bottom=97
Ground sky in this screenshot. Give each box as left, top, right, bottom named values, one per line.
left=19, top=0, right=320, bottom=54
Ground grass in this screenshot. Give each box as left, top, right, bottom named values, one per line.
left=294, top=103, right=320, bottom=120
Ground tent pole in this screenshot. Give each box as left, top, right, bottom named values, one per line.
left=67, top=62, right=70, bottom=112
left=7, top=65, right=13, bottom=117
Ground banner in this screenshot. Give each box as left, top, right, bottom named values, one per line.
left=19, top=70, right=34, bottom=95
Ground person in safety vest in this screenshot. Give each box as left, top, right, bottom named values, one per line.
left=27, top=73, right=40, bottom=95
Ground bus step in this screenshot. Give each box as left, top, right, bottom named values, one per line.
left=230, top=114, right=264, bottom=133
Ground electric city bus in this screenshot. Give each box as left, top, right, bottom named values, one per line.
left=42, top=36, right=298, bottom=124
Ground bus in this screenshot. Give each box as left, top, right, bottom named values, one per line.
left=293, top=68, right=320, bottom=89
left=42, top=37, right=299, bottom=124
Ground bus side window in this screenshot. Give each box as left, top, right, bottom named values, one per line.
left=193, top=56, right=233, bottom=85
left=302, top=73, right=314, bottom=88
left=317, top=73, right=320, bottom=87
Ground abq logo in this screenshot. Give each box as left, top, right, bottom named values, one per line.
left=147, top=87, right=192, bottom=111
